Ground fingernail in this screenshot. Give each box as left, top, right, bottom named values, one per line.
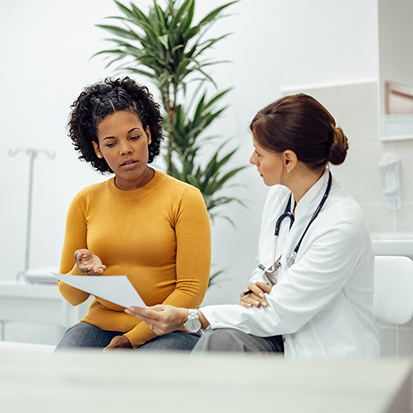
left=262, top=302, right=267, bottom=307
left=259, top=293, right=264, bottom=298
left=254, top=301, right=259, bottom=306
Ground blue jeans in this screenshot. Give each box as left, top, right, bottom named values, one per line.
left=55, top=322, right=201, bottom=351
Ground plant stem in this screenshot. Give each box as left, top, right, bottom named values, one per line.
left=166, top=105, right=175, bottom=175
left=164, top=81, right=178, bottom=175
left=162, top=83, right=173, bottom=175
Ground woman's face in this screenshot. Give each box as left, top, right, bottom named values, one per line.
left=93, top=110, right=152, bottom=191
left=249, top=133, right=285, bottom=186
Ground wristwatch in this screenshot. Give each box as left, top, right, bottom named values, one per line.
left=183, top=309, right=202, bottom=333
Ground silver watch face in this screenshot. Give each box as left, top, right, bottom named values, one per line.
left=184, top=317, right=202, bottom=333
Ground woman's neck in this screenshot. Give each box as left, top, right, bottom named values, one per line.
left=114, top=167, right=155, bottom=191
left=288, top=167, right=325, bottom=207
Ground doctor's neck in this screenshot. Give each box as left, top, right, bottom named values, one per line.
left=285, top=164, right=326, bottom=208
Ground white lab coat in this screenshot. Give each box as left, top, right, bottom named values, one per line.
left=201, top=171, right=380, bottom=361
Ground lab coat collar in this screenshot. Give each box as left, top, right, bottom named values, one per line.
left=292, top=169, right=331, bottom=221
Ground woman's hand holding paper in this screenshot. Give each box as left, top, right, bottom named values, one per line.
left=125, top=305, right=188, bottom=336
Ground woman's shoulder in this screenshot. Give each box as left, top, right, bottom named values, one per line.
left=72, top=178, right=113, bottom=201
left=154, top=170, right=201, bottom=196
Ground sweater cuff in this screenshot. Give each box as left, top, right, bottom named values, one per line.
left=124, top=324, right=157, bottom=349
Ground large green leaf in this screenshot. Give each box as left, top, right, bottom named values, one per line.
left=197, top=1, right=238, bottom=27
left=96, top=24, right=140, bottom=41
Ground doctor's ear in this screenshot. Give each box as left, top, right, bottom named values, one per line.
left=283, top=150, right=298, bottom=172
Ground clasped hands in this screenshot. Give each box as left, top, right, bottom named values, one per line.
left=239, top=281, right=271, bottom=308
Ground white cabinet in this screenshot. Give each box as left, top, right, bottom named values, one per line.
left=0, top=280, right=90, bottom=343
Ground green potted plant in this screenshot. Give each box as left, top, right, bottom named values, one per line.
left=95, top=0, right=245, bottom=285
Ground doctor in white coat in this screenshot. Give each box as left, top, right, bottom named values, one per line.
left=126, top=94, right=380, bottom=361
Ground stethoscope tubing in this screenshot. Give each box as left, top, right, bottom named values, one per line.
left=275, top=170, right=333, bottom=261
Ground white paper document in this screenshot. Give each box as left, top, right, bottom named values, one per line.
left=53, top=273, right=147, bottom=308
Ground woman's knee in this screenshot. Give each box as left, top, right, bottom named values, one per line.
left=55, top=322, right=115, bottom=350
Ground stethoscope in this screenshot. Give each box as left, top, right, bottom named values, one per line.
left=258, top=170, right=332, bottom=282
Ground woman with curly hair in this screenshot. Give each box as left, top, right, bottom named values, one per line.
left=55, top=77, right=211, bottom=351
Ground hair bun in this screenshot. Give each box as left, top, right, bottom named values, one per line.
left=329, top=126, right=348, bottom=165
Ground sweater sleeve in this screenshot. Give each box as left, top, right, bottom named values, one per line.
left=125, top=187, right=211, bottom=348
left=57, top=191, right=91, bottom=305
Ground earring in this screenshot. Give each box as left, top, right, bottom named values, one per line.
left=97, top=154, right=102, bottom=159
left=287, top=168, right=290, bottom=173
left=148, top=140, right=152, bottom=145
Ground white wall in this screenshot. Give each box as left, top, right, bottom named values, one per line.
left=0, top=0, right=380, bottom=312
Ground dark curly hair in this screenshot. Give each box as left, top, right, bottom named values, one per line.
left=68, top=77, right=164, bottom=173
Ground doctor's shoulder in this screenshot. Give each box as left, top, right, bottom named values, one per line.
left=264, top=184, right=291, bottom=208
left=259, top=185, right=291, bottom=223
left=320, top=182, right=369, bottom=242
left=312, top=196, right=372, bottom=262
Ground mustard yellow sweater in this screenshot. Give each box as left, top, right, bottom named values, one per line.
left=58, top=170, right=211, bottom=348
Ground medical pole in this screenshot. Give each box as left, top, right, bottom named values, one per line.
left=9, top=148, right=56, bottom=274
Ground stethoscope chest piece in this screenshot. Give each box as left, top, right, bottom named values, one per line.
left=286, top=251, right=297, bottom=268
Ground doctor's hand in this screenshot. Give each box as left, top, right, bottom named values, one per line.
left=239, top=282, right=271, bottom=308
left=103, top=335, right=132, bottom=351
left=125, top=305, right=188, bottom=336
left=74, top=249, right=106, bottom=275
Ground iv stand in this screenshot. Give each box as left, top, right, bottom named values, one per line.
left=9, top=148, right=56, bottom=277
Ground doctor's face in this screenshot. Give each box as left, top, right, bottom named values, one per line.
left=249, top=134, right=284, bottom=186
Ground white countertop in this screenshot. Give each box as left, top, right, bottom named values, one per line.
left=0, top=350, right=411, bottom=413
left=0, top=279, right=59, bottom=299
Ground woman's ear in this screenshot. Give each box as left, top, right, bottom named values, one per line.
left=92, top=141, right=103, bottom=159
left=146, top=126, right=152, bottom=145
left=283, top=150, right=298, bottom=172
